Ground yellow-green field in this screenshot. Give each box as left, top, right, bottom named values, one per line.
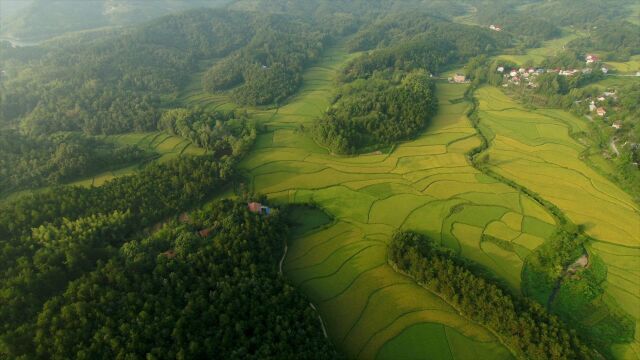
left=496, top=31, right=581, bottom=65
left=476, top=86, right=640, bottom=359
left=68, top=132, right=206, bottom=187
left=234, top=43, right=575, bottom=359
left=605, top=55, right=640, bottom=74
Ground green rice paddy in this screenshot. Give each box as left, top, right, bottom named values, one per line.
left=68, top=131, right=206, bottom=187
left=476, top=86, right=640, bottom=359
left=233, top=43, right=581, bottom=359
left=496, top=31, right=581, bottom=65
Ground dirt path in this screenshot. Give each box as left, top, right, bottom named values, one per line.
left=611, top=139, right=620, bottom=157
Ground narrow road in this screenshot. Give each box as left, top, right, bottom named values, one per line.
left=309, top=303, right=329, bottom=339
left=279, top=242, right=288, bottom=276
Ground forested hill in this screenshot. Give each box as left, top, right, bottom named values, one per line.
left=0, top=9, right=326, bottom=134
left=0, top=0, right=231, bottom=41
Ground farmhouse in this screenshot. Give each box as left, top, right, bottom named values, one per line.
left=601, top=67, right=609, bottom=74
left=612, top=121, right=622, bottom=130
left=585, top=54, right=599, bottom=64
left=497, top=66, right=504, bottom=73
left=589, top=101, right=597, bottom=112
left=248, top=202, right=272, bottom=215
left=509, top=69, right=518, bottom=77
left=489, top=24, right=502, bottom=31
left=596, top=107, right=607, bottom=117
left=453, top=73, right=466, bottom=83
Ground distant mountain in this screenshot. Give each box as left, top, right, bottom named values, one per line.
left=0, top=0, right=230, bottom=41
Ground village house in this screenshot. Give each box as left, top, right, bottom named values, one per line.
left=518, top=68, right=526, bottom=74
left=248, top=202, right=272, bottom=215
left=612, top=121, right=623, bottom=130
left=536, top=68, right=545, bottom=74
left=497, top=66, right=505, bottom=73
left=597, top=96, right=606, bottom=102
left=453, top=73, right=467, bottom=83
left=489, top=24, right=502, bottom=31
left=585, top=54, right=598, bottom=64
left=596, top=107, right=607, bottom=117
left=527, top=68, right=535, bottom=74
left=589, top=101, right=597, bottom=112
left=509, top=69, right=518, bottom=77
left=601, top=67, right=609, bottom=74
left=559, top=69, right=578, bottom=76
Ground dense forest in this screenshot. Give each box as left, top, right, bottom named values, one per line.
left=388, top=231, right=601, bottom=360
left=0, top=9, right=328, bottom=134
left=0, top=130, right=150, bottom=194
left=523, top=0, right=631, bottom=27
left=341, top=13, right=511, bottom=79
left=33, top=200, right=337, bottom=359
left=474, top=2, right=560, bottom=47
left=313, top=70, right=437, bottom=154
left=201, top=16, right=327, bottom=105
left=0, top=154, right=236, bottom=358
left=0, top=0, right=230, bottom=40
left=567, top=21, right=640, bottom=61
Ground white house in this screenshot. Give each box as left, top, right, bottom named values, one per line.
left=497, top=66, right=505, bottom=73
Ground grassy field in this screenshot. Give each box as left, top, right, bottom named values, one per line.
left=605, top=55, right=640, bottom=74
left=475, top=86, right=640, bottom=359
left=68, top=131, right=206, bottom=187
left=231, top=42, right=577, bottom=359
left=496, top=30, right=581, bottom=66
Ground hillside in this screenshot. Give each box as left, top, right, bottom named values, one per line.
left=0, top=0, right=230, bottom=41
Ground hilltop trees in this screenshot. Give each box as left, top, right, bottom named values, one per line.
left=33, top=200, right=338, bottom=359
left=389, top=231, right=600, bottom=360
left=313, top=70, right=437, bottom=154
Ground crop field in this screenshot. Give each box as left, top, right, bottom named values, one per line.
left=68, top=132, right=206, bottom=187
left=235, top=43, right=572, bottom=359
left=496, top=31, right=580, bottom=65
left=475, top=86, right=640, bottom=359
left=606, top=55, right=640, bottom=74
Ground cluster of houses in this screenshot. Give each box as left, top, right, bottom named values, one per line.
left=586, top=91, right=623, bottom=129
left=498, top=64, right=608, bottom=88
left=498, top=66, right=544, bottom=87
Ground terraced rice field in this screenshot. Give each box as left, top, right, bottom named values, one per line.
left=476, top=86, right=640, bottom=359
left=606, top=55, right=640, bottom=74
left=69, top=132, right=206, bottom=187
left=238, top=44, right=570, bottom=359
left=496, top=31, right=580, bottom=65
